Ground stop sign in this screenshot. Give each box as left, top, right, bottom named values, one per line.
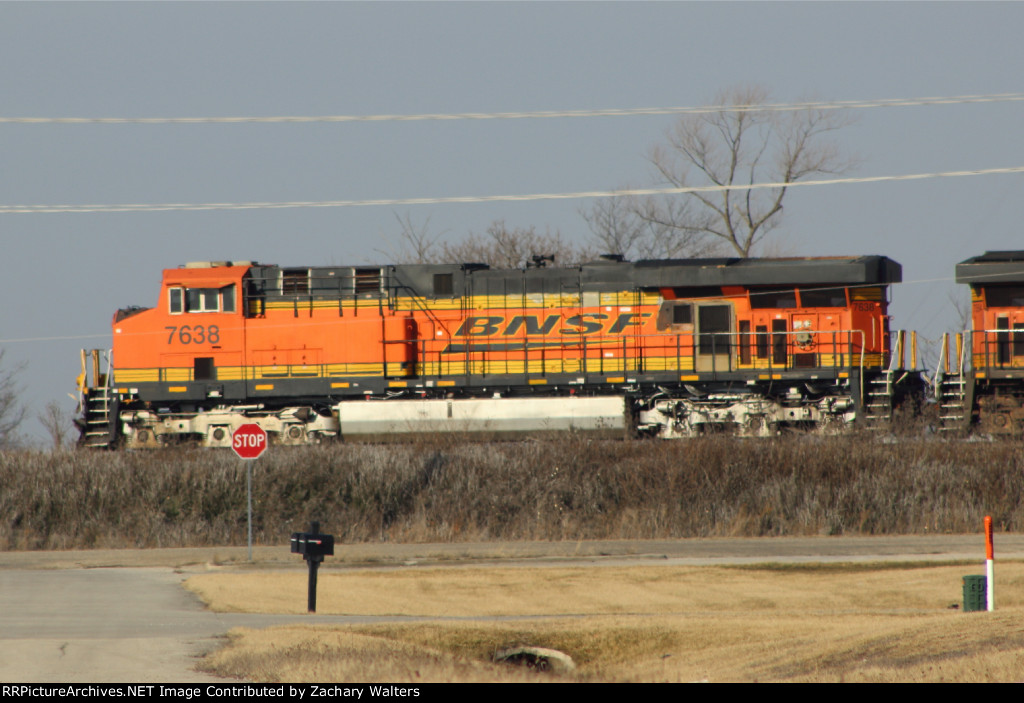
left=232, top=423, right=268, bottom=460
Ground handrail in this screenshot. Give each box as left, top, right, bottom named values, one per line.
left=405, top=328, right=875, bottom=383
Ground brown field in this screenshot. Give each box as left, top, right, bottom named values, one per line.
left=188, top=562, right=1024, bottom=683
left=3, top=434, right=1023, bottom=550
left=6, top=434, right=1022, bottom=682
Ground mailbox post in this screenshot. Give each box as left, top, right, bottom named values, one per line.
left=291, top=521, right=334, bottom=613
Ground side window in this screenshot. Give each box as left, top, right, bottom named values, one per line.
left=184, top=288, right=221, bottom=313
left=672, top=303, right=692, bottom=325
left=169, top=288, right=183, bottom=314
left=221, top=285, right=236, bottom=313
left=656, top=301, right=694, bottom=331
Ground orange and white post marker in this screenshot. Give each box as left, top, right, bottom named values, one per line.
left=985, top=515, right=995, bottom=612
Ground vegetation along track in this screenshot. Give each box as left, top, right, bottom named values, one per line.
left=3, top=433, right=1022, bottom=551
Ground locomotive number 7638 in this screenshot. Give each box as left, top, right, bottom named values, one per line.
left=164, top=325, right=220, bottom=345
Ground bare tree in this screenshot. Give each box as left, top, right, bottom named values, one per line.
left=948, top=289, right=973, bottom=332
left=38, top=400, right=71, bottom=451
left=580, top=191, right=725, bottom=260
left=377, top=212, right=448, bottom=264
left=440, top=221, right=595, bottom=269
left=0, top=349, right=25, bottom=449
left=639, top=85, right=854, bottom=257
left=384, top=215, right=594, bottom=269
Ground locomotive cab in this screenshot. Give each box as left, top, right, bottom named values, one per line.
left=112, top=262, right=249, bottom=406
left=948, top=251, right=1024, bottom=434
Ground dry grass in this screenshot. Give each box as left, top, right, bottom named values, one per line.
left=4, top=434, right=1024, bottom=549
left=191, top=562, right=1024, bottom=683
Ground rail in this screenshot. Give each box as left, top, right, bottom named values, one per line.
left=967, top=328, right=1024, bottom=373
left=198, top=327, right=904, bottom=387
left=933, top=331, right=969, bottom=394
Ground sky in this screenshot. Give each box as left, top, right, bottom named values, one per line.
left=2, top=2, right=1023, bottom=443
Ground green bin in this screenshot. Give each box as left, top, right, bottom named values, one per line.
left=962, top=575, right=987, bottom=612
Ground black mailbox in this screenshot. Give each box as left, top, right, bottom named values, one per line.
left=291, top=521, right=334, bottom=613
left=291, top=532, right=335, bottom=559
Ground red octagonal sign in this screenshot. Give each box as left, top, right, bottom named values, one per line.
left=232, top=423, right=268, bottom=460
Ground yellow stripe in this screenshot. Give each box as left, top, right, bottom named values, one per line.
left=528, top=378, right=548, bottom=385
left=168, top=386, right=188, bottom=393
left=216, top=367, right=245, bottom=380
left=254, top=384, right=274, bottom=391
left=325, top=363, right=385, bottom=376
left=850, top=287, right=882, bottom=301
left=114, top=369, right=160, bottom=383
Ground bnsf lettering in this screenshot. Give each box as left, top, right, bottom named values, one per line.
left=560, top=313, right=609, bottom=335
left=454, top=316, right=504, bottom=336
left=608, top=313, right=645, bottom=334
left=455, top=313, right=651, bottom=338
left=503, top=315, right=560, bottom=336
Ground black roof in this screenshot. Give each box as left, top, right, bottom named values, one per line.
left=246, top=255, right=902, bottom=299
left=956, top=251, right=1024, bottom=285
left=399, top=256, right=900, bottom=293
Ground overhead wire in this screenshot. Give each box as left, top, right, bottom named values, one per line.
left=2, top=165, right=1023, bottom=215
left=2, top=92, right=1024, bottom=124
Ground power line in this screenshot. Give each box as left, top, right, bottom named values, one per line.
left=3, top=92, right=1023, bottom=124
left=2, top=165, right=1023, bottom=215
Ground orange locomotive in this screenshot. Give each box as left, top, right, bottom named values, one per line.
left=938, top=251, right=1024, bottom=434
left=77, top=255, right=920, bottom=447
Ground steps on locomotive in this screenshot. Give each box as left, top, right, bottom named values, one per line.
left=80, top=387, right=117, bottom=448
left=936, top=373, right=969, bottom=431
left=860, top=374, right=894, bottom=427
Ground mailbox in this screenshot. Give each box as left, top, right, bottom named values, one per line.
left=291, top=521, right=334, bottom=613
left=291, top=532, right=335, bottom=560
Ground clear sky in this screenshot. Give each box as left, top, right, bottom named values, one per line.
left=2, top=2, right=1023, bottom=443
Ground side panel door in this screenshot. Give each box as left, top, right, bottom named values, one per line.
left=696, top=304, right=733, bottom=373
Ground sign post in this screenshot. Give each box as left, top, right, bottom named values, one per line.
left=985, top=515, right=994, bottom=612
left=232, top=423, right=268, bottom=562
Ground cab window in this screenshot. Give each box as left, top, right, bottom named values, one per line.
left=169, top=285, right=236, bottom=314
left=187, top=288, right=220, bottom=313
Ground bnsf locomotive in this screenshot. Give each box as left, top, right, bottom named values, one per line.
left=76, top=255, right=921, bottom=448
left=936, top=251, right=1024, bottom=434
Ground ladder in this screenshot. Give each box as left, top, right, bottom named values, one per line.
left=936, top=375, right=969, bottom=431
left=76, top=349, right=117, bottom=448
left=857, top=329, right=919, bottom=429
left=934, top=332, right=971, bottom=433
left=861, top=371, right=894, bottom=427
left=80, top=386, right=116, bottom=448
